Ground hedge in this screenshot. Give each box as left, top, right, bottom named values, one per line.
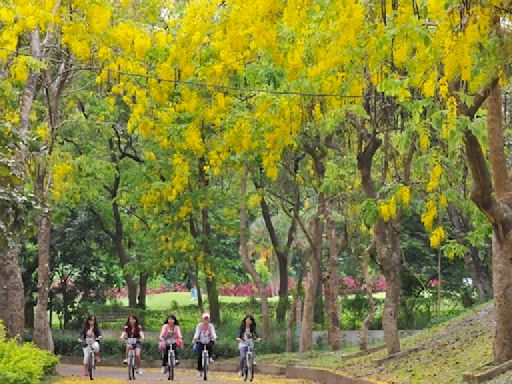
left=52, top=333, right=289, bottom=361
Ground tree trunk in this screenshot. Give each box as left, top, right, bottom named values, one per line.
left=108, top=143, right=138, bottom=308
left=300, top=207, right=324, bottom=351
left=357, top=134, right=401, bottom=355
left=201, top=205, right=220, bottom=323
left=359, top=242, right=376, bottom=351
left=0, top=246, right=25, bottom=339
left=446, top=204, right=492, bottom=301
left=491, top=232, right=512, bottom=363
left=259, top=195, right=295, bottom=323
left=138, top=273, right=148, bottom=309
left=324, top=199, right=341, bottom=350
left=300, top=276, right=314, bottom=352
left=33, top=205, right=54, bottom=351
left=240, top=164, right=271, bottom=338
left=377, top=224, right=401, bottom=355
left=462, top=81, right=512, bottom=363
left=0, top=30, right=42, bottom=339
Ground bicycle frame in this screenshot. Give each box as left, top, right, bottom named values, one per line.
left=201, top=343, right=209, bottom=381
left=126, top=338, right=138, bottom=381
left=84, top=338, right=96, bottom=381
left=166, top=338, right=176, bottom=381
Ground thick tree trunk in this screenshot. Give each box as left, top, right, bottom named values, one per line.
left=463, top=81, right=512, bottom=363
left=300, top=276, right=314, bottom=352
left=240, top=165, right=271, bottom=338
left=0, top=245, right=25, bottom=339
left=377, top=224, right=401, bottom=355
left=201, top=205, right=220, bottom=323
left=491, top=232, right=512, bottom=362
left=300, top=208, right=324, bottom=351
left=358, top=134, right=401, bottom=355
left=138, top=273, right=148, bottom=309
left=33, top=206, right=54, bottom=351
left=324, top=199, right=341, bottom=350
left=0, top=31, right=42, bottom=339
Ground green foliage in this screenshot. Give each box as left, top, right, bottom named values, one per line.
left=0, top=321, right=59, bottom=384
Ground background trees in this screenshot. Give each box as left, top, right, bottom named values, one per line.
left=0, top=0, right=510, bottom=364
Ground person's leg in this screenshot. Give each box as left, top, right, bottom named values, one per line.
left=162, top=344, right=169, bottom=366
left=124, top=344, right=129, bottom=363
left=239, top=345, right=247, bottom=373
left=207, top=341, right=214, bottom=362
left=135, top=346, right=142, bottom=369
left=172, top=343, right=179, bottom=363
left=197, top=345, right=203, bottom=371
left=93, top=341, right=100, bottom=362
left=83, top=347, right=88, bottom=375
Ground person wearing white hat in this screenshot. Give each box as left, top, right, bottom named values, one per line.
left=192, top=312, right=217, bottom=376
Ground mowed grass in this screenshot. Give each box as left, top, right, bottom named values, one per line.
left=113, top=291, right=279, bottom=310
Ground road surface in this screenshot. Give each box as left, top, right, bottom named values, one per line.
left=55, top=364, right=314, bottom=383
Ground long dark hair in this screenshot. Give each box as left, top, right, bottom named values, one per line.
left=163, top=314, right=179, bottom=326
left=239, top=315, right=257, bottom=333
left=82, top=315, right=99, bottom=333
left=125, top=315, right=140, bottom=329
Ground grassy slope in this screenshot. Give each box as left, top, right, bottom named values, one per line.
left=259, top=302, right=496, bottom=384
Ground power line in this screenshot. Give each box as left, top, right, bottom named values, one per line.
left=1, top=47, right=363, bottom=98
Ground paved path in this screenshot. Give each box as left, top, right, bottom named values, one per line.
left=56, top=364, right=313, bottom=383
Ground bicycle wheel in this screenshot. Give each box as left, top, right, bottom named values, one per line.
left=129, top=352, right=136, bottom=380
left=202, top=351, right=208, bottom=381
left=88, top=351, right=94, bottom=380
left=244, top=352, right=250, bottom=382
left=249, top=351, right=254, bottom=382
left=168, top=350, right=174, bottom=381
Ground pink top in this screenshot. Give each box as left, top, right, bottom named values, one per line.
left=159, top=324, right=183, bottom=342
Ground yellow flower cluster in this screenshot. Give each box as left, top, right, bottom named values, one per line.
left=397, top=186, right=411, bottom=207
left=426, top=164, right=442, bottom=192
left=421, top=199, right=437, bottom=232
left=429, top=226, right=446, bottom=249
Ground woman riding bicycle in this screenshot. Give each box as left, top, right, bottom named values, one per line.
left=79, top=315, right=103, bottom=377
left=159, top=314, right=183, bottom=374
left=236, top=315, right=260, bottom=376
left=192, top=312, right=217, bottom=377
left=120, top=315, right=145, bottom=375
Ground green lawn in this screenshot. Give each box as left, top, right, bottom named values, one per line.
left=111, top=291, right=279, bottom=310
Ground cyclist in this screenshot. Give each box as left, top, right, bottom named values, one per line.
left=79, top=315, right=102, bottom=377
left=120, top=315, right=145, bottom=375
left=192, top=312, right=217, bottom=377
left=236, top=315, right=260, bottom=376
left=159, top=314, right=183, bottom=374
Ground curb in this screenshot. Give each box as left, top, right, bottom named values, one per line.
left=59, top=357, right=384, bottom=383
left=462, top=359, right=512, bottom=383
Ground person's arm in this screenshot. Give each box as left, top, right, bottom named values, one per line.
left=210, top=324, right=217, bottom=341
left=139, top=326, right=145, bottom=340
left=175, top=325, right=183, bottom=341
left=193, top=324, right=200, bottom=341
left=120, top=326, right=127, bottom=339
left=159, top=325, right=166, bottom=341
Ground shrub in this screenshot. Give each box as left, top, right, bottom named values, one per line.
left=0, top=321, right=59, bottom=384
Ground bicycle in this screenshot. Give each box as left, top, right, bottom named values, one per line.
left=239, top=337, right=261, bottom=382
left=164, top=337, right=176, bottom=381
left=78, top=337, right=100, bottom=381
left=194, top=342, right=210, bottom=381
left=125, top=338, right=139, bottom=380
